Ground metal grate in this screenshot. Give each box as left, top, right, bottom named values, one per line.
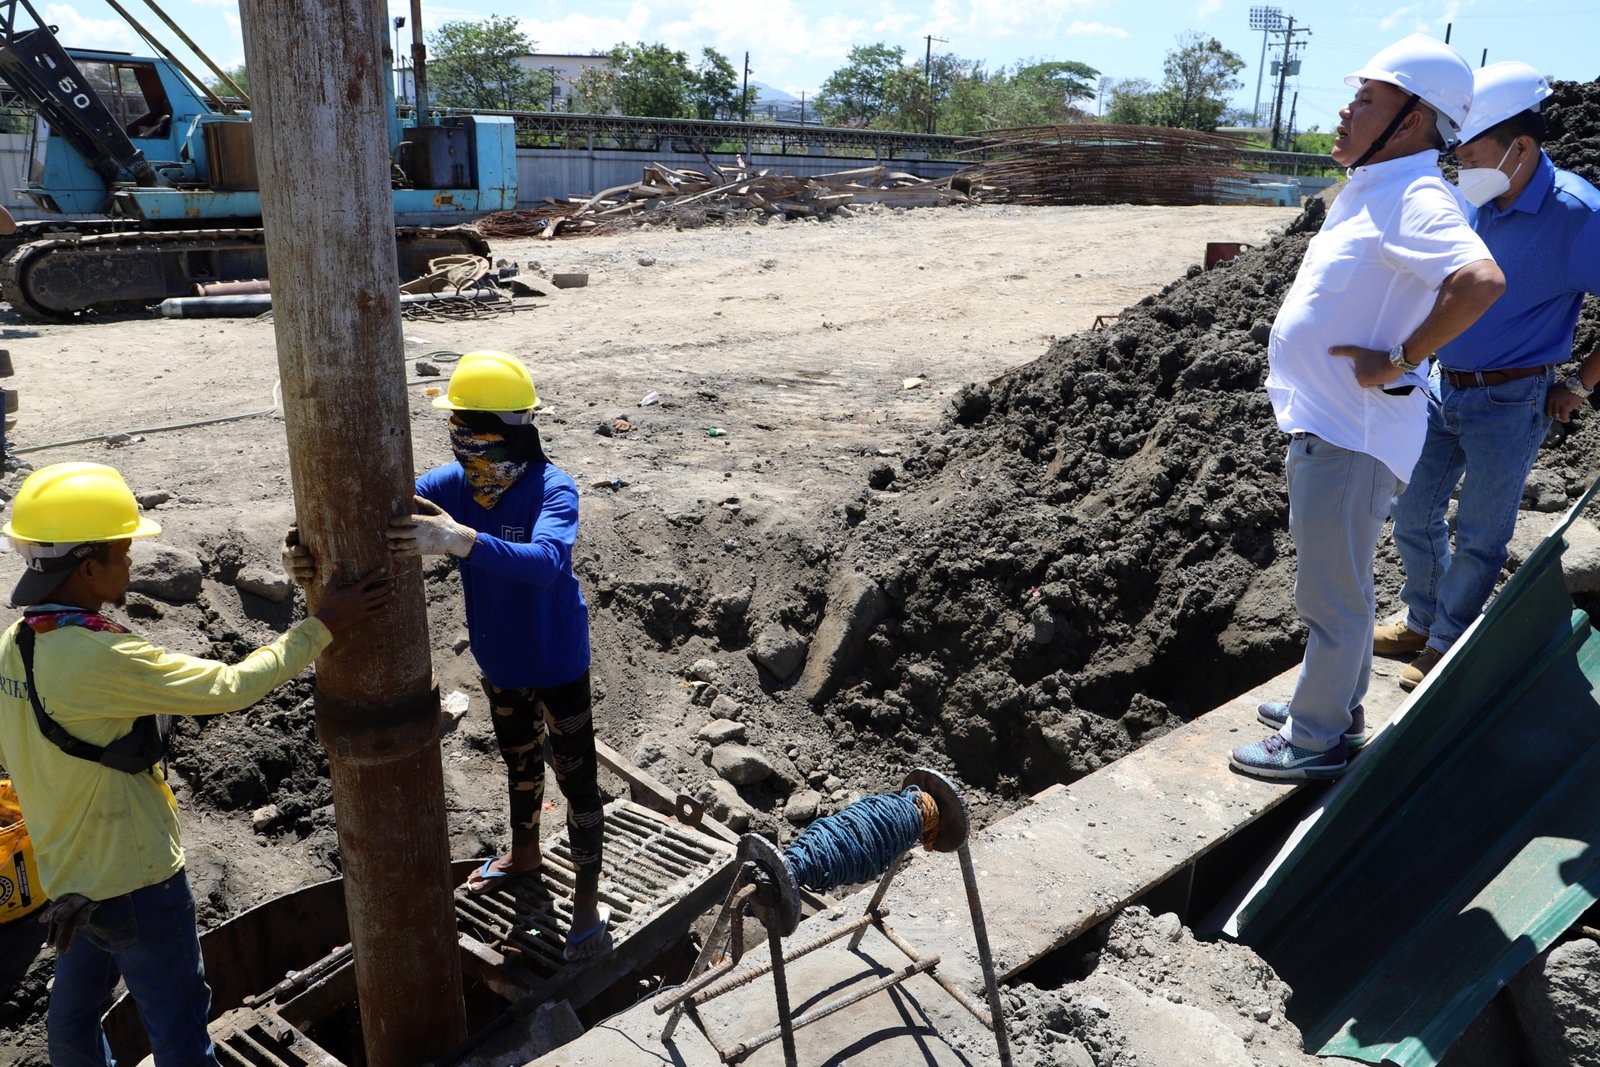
left=209, top=1008, right=339, bottom=1067
left=454, top=801, right=734, bottom=985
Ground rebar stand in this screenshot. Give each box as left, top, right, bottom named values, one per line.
left=655, top=768, right=1012, bottom=1066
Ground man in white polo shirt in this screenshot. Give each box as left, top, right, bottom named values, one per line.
left=1231, top=34, right=1505, bottom=780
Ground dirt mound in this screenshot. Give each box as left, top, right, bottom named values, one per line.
left=826, top=81, right=1600, bottom=794
left=1007, top=906, right=1315, bottom=1067
left=822, top=205, right=1321, bottom=791
left=1545, top=79, right=1600, bottom=188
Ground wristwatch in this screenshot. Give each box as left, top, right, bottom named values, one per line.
left=1388, top=343, right=1420, bottom=372
left=1563, top=374, right=1593, bottom=399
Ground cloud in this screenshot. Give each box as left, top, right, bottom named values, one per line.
left=41, top=3, right=137, bottom=52
left=516, top=4, right=653, bottom=54
left=966, top=0, right=1107, bottom=38
left=1065, top=21, right=1129, bottom=38
left=1197, top=0, right=1222, bottom=16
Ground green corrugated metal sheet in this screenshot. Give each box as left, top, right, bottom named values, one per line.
left=1228, top=482, right=1600, bottom=1067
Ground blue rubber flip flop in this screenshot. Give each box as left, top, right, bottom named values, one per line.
left=466, top=857, right=529, bottom=895
left=563, top=904, right=613, bottom=962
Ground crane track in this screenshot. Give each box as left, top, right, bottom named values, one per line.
left=0, top=225, right=492, bottom=321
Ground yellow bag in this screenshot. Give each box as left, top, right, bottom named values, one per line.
left=0, top=779, right=44, bottom=922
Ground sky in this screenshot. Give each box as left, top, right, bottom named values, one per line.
left=33, top=0, right=1600, bottom=135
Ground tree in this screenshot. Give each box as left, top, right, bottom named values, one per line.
left=935, top=59, right=1101, bottom=134
left=1157, top=33, right=1244, bottom=130
left=609, top=42, right=693, bottom=118
left=428, top=15, right=551, bottom=111
left=689, top=47, right=742, bottom=120
left=1103, top=77, right=1164, bottom=125
left=206, top=64, right=249, bottom=101
left=815, top=43, right=909, bottom=126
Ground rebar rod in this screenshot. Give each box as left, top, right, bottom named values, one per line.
left=722, top=957, right=941, bottom=1063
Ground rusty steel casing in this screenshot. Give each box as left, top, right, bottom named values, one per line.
left=237, top=0, right=467, bottom=1061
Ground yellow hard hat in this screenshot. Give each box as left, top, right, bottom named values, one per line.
left=1, top=462, right=162, bottom=545
left=432, top=351, right=538, bottom=413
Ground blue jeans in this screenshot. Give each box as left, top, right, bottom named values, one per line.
left=1391, top=368, right=1552, bottom=654
left=48, top=868, right=219, bottom=1067
left=1284, top=434, right=1398, bottom=751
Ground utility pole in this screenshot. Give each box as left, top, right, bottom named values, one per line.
left=1268, top=15, right=1311, bottom=151
left=924, top=33, right=948, bottom=135
left=408, top=0, right=430, bottom=124
left=236, top=3, right=466, bottom=1065
left=741, top=51, right=751, bottom=123
left=1286, top=90, right=1299, bottom=150
left=1248, top=6, right=1282, bottom=126
left=799, top=89, right=807, bottom=126
left=543, top=65, right=560, bottom=111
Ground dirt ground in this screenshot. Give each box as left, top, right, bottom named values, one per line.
left=0, top=201, right=1300, bottom=1062
left=7, top=99, right=1600, bottom=1051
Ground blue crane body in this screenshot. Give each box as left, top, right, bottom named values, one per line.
left=0, top=0, right=516, bottom=318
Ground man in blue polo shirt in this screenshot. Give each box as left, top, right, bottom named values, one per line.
left=1381, top=61, right=1600, bottom=690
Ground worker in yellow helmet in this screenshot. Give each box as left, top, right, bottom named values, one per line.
left=0, top=462, right=392, bottom=1066
left=408, top=352, right=608, bottom=960
left=289, top=351, right=611, bottom=962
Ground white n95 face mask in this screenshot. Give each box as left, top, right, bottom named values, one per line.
left=1457, top=141, right=1522, bottom=207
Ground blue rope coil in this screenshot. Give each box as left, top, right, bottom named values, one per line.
left=782, top=787, right=926, bottom=893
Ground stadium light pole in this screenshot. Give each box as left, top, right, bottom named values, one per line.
left=1249, top=6, right=1282, bottom=127
left=392, top=16, right=406, bottom=105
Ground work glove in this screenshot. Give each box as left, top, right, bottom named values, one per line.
left=387, top=496, right=477, bottom=559
left=40, top=894, right=95, bottom=955
left=282, top=526, right=316, bottom=586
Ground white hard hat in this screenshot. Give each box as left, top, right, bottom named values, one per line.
left=1346, top=33, right=1475, bottom=147
left=1458, top=61, right=1553, bottom=145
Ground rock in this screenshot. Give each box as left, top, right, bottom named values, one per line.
left=704, top=779, right=754, bottom=831
left=1056, top=1037, right=1095, bottom=1067
left=711, top=744, right=774, bottom=785
left=135, top=490, right=171, bottom=509
left=1509, top=936, right=1600, bottom=1067
left=633, top=739, right=664, bottom=768
left=688, top=657, right=720, bottom=684
left=637, top=256, right=656, bottom=266
left=1523, top=468, right=1569, bottom=512
left=709, top=694, right=743, bottom=720
left=1509, top=515, right=1600, bottom=595
left=784, top=789, right=821, bottom=824
left=1560, top=519, right=1600, bottom=595
left=128, top=541, right=203, bottom=602
left=798, top=570, right=890, bottom=704
left=696, top=718, right=746, bottom=745
left=1153, top=912, right=1183, bottom=943
left=234, top=562, right=293, bottom=603
left=751, top=624, right=806, bottom=680
left=251, top=804, right=279, bottom=833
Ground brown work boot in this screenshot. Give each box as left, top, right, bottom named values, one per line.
left=1374, top=622, right=1428, bottom=656
left=1399, top=647, right=1443, bottom=691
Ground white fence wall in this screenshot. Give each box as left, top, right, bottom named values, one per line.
left=514, top=147, right=967, bottom=207
left=0, top=131, right=966, bottom=217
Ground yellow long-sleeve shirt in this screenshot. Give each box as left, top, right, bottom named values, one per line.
left=0, top=615, right=331, bottom=901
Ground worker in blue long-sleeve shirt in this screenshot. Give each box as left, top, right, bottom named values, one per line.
left=390, top=351, right=609, bottom=962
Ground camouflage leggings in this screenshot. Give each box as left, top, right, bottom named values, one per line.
left=483, top=671, right=603, bottom=894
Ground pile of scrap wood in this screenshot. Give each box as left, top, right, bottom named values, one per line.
left=475, top=162, right=977, bottom=239
left=955, top=124, right=1259, bottom=207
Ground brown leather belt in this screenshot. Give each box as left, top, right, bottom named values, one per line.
left=1441, top=365, right=1552, bottom=389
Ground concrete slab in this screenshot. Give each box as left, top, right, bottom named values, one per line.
left=529, top=654, right=1417, bottom=1064
left=531, top=941, right=981, bottom=1066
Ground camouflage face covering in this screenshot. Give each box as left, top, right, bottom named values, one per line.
left=449, top=417, right=530, bottom=510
